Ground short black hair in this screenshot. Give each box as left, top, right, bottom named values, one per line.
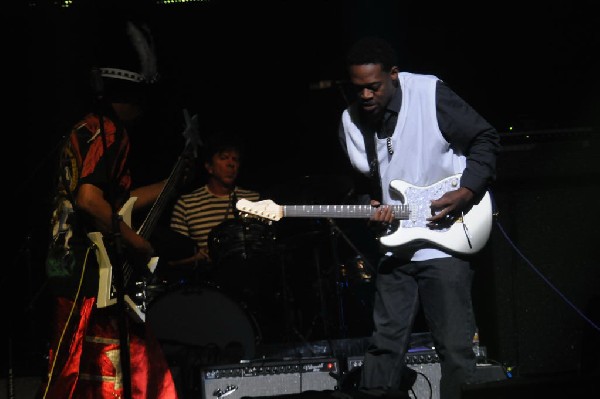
left=345, top=36, right=398, bottom=71
left=202, top=133, right=245, bottom=163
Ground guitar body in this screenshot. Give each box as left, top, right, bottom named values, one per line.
left=381, top=176, right=493, bottom=255
left=89, top=197, right=136, bottom=310
left=88, top=197, right=158, bottom=322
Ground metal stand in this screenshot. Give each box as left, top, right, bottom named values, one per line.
left=326, top=218, right=376, bottom=338
left=304, top=245, right=332, bottom=341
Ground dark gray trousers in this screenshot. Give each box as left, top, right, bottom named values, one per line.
left=360, top=255, right=477, bottom=399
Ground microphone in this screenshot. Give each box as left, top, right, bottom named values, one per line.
left=231, top=191, right=240, bottom=218
left=308, top=79, right=345, bottom=90
left=90, top=67, right=105, bottom=100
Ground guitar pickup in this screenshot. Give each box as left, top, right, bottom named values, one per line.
left=147, top=256, right=159, bottom=274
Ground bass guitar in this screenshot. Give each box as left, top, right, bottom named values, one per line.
left=88, top=110, right=200, bottom=322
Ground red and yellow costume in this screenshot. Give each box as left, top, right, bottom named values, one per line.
left=42, top=113, right=178, bottom=399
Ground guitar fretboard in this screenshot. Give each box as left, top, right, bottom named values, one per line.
left=282, top=204, right=410, bottom=219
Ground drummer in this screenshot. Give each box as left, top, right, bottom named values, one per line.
left=165, top=133, right=289, bottom=346
left=167, top=132, right=261, bottom=279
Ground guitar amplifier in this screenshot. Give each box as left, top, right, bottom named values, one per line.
left=200, top=357, right=339, bottom=399
left=348, top=349, right=441, bottom=399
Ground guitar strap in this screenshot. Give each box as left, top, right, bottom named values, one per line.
left=363, top=129, right=383, bottom=202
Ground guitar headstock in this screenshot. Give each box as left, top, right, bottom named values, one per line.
left=236, top=199, right=283, bottom=221
left=182, top=109, right=201, bottom=159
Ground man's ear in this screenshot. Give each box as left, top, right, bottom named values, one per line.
left=205, top=161, right=213, bottom=174
left=390, top=66, right=399, bottom=87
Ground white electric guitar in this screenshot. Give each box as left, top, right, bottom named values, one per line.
left=237, top=174, right=494, bottom=255
left=88, top=110, right=201, bottom=322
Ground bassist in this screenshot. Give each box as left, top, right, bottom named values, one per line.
left=41, top=14, right=181, bottom=399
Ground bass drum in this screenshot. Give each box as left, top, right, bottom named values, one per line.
left=146, top=284, right=261, bottom=363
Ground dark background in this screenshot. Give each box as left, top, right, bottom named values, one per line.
left=7, top=0, right=600, bottom=387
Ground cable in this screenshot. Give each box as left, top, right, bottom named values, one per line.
left=42, top=246, right=92, bottom=399
left=483, top=357, right=514, bottom=379
left=495, top=220, right=600, bottom=333
left=411, top=370, right=432, bottom=399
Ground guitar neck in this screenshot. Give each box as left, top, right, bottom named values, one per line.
left=282, top=204, right=410, bottom=219
left=137, top=154, right=186, bottom=239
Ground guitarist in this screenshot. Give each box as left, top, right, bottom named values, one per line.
left=41, top=13, right=182, bottom=399
left=337, top=37, right=501, bottom=399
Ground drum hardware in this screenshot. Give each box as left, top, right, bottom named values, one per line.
left=327, top=218, right=376, bottom=339
left=275, top=249, right=320, bottom=348
left=303, top=243, right=333, bottom=341
left=270, top=220, right=339, bottom=343
left=268, top=216, right=377, bottom=342
left=339, top=256, right=372, bottom=284
left=286, top=217, right=376, bottom=340
left=132, top=278, right=166, bottom=314
left=326, top=218, right=376, bottom=277
left=131, top=271, right=176, bottom=313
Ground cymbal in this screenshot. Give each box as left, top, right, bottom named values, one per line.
left=263, top=174, right=354, bottom=205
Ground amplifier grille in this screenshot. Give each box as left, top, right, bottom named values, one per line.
left=200, top=357, right=339, bottom=399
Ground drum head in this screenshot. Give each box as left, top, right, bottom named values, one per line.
left=146, top=285, right=258, bottom=362
left=208, top=218, right=274, bottom=265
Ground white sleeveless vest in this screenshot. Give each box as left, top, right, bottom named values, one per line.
left=342, top=72, right=466, bottom=261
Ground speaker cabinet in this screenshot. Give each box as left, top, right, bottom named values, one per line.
left=200, top=357, right=339, bottom=399
left=348, top=350, right=441, bottom=399
left=348, top=348, right=507, bottom=399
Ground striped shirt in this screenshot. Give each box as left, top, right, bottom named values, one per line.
left=169, top=185, right=260, bottom=252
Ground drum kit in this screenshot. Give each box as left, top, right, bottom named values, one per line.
left=146, top=175, right=379, bottom=367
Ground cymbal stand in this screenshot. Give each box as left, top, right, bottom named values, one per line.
left=327, top=219, right=347, bottom=338
left=303, top=244, right=332, bottom=341
left=278, top=250, right=313, bottom=348
left=326, top=218, right=376, bottom=338
left=326, top=219, right=376, bottom=274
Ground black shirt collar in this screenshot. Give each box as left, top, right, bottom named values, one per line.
left=379, top=84, right=402, bottom=138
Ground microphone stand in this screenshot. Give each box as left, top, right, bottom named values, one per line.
left=231, top=190, right=239, bottom=219
left=230, top=190, right=248, bottom=261
left=92, top=68, right=133, bottom=399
